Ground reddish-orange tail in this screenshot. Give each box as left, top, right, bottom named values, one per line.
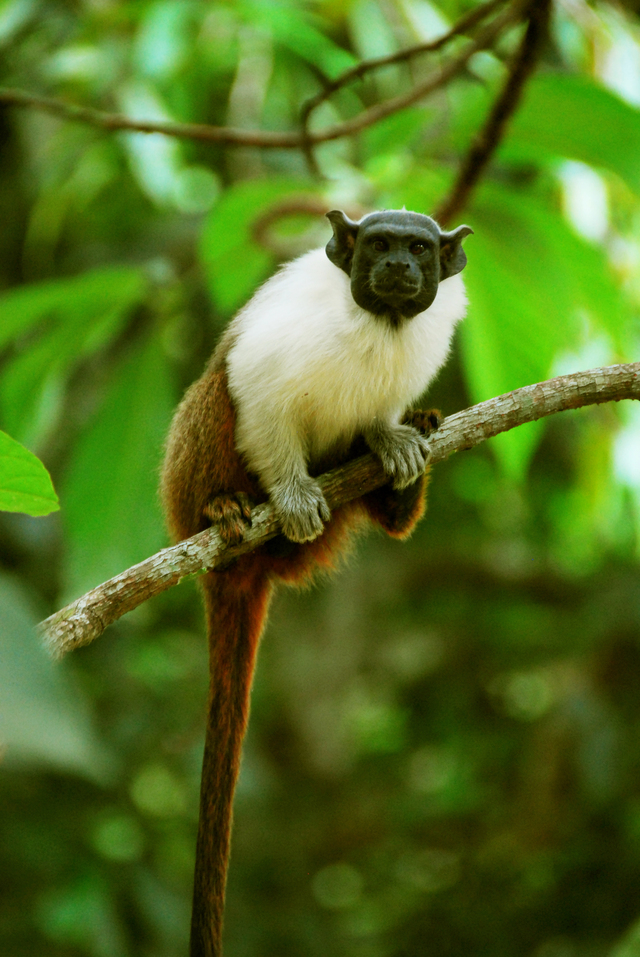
left=190, top=563, right=273, bottom=957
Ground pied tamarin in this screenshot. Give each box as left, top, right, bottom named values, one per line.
left=160, top=208, right=472, bottom=956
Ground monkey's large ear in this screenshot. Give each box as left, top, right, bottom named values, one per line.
left=326, top=210, right=360, bottom=275
left=439, top=224, right=474, bottom=279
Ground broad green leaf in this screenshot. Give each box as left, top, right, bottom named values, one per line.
left=462, top=183, right=629, bottom=477
left=200, top=178, right=319, bottom=315
left=61, top=332, right=174, bottom=601
left=0, top=574, right=111, bottom=779
left=0, top=430, right=59, bottom=516
left=0, top=267, right=147, bottom=445
left=0, top=265, right=146, bottom=350
left=505, top=73, right=640, bottom=194
left=452, top=72, right=640, bottom=196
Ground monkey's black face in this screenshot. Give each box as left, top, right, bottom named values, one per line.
left=325, top=208, right=473, bottom=324
left=351, top=214, right=442, bottom=319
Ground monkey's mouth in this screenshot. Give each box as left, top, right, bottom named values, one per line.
left=371, top=278, right=420, bottom=303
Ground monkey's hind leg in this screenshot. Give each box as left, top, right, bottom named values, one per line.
left=363, top=408, right=442, bottom=539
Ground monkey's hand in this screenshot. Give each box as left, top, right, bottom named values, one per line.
left=364, top=420, right=432, bottom=490
left=204, top=492, right=254, bottom=547
left=270, top=476, right=331, bottom=543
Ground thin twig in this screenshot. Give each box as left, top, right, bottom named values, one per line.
left=291, top=1, right=526, bottom=145
left=299, top=0, right=508, bottom=135
left=0, top=88, right=302, bottom=147
left=0, top=1, right=522, bottom=153
left=39, top=362, right=640, bottom=659
left=434, top=0, right=551, bottom=224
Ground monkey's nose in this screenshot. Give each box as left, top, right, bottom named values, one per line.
left=385, top=260, right=410, bottom=271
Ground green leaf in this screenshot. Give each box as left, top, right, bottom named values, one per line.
left=461, top=183, right=629, bottom=477
left=0, top=265, right=146, bottom=351
left=0, top=430, right=59, bottom=516
left=452, top=72, right=640, bottom=196
left=200, top=178, right=319, bottom=315
left=505, top=73, right=640, bottom=194
left=0, top=266, right=148, bottom=445
left=362, top=108, right=435, bottom=164
left=0, top=574, right=111, bottom=778
left=246, top=0, right=355, bottom=76
left=382, top=164, right=452, bottom=217
left=134, top=0, right=193, bottom=80
left=61, top=332, right=175, bottom=601
left=609, top=916, right=640, bottom=957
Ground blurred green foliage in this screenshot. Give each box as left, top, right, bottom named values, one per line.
left=1, top=0, right=640, bottom=955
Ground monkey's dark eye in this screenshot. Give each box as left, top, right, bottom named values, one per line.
left=410, top=243, right=426, bottom=255
left=372, top=239, right=388, bottom=252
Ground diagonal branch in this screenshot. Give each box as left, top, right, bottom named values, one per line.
left=434, top=0, right=551, bottom=224
left=39, top=362, right=640, bottom=660
left=0, top=0, right=523, bottom=153
left=299, top=0, right=509, bottom=135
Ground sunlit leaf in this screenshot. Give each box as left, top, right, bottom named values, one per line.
left=0, top=430, right=59, bottom=516
left=61, top=332, right=174, bottom=600
left=452, top=72, right=640, bottom=196
left=134, top=0, right=193, bottom=80
left=506, top=73, right=640, bottom=194
left=462, top=182, right=630, bottom=477
left=247, top=0, right=355, bottom=76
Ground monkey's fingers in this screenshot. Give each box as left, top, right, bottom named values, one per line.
left=389, top=432, right=432, bottom=490
left=402, top=408, right=443, bottom=435
left=204, top=493, right=255, bottom=547
left=366, top=423, right=431, bottom=490
left=271, top=477, right=330, bottom=543
left=234, top=491, right=255, bottom=521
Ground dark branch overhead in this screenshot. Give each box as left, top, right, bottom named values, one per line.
left=434, top=0, right=552, bottom=225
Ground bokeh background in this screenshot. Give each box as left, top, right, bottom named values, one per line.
left=1, top=0, right=640, bottom=955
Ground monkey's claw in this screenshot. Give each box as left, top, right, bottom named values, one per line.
left=365, top=422, right=432, bottom=490
left=204, top=492, right=254, bottom=547
left=402, top=408, right=442, bottom=435
left=271, top=476, right=331, bottom=543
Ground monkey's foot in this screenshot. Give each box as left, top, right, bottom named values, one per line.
left=402, top=408, right=442, bottom=435
left=270, top=476, right=331, bottom=543
left=364, top=421, right=432, bottom=491
left=204, top=492, right=254, bottom=547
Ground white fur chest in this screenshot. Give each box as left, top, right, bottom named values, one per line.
left=226, top=248, right=467, bottom=478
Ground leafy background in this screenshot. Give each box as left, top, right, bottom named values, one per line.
left=1, top=1, right=640, bottom=955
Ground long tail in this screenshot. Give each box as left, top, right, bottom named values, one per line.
left=190, top=563, right=273, bottom=957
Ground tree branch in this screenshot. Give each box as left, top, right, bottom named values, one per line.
left=434, top=0, right=551, bottom=225
left=0, top=0, right=523, bottom=153
left=39, top=362, right=640, bottom=660
left=299, top=0, right=509, bottom=135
